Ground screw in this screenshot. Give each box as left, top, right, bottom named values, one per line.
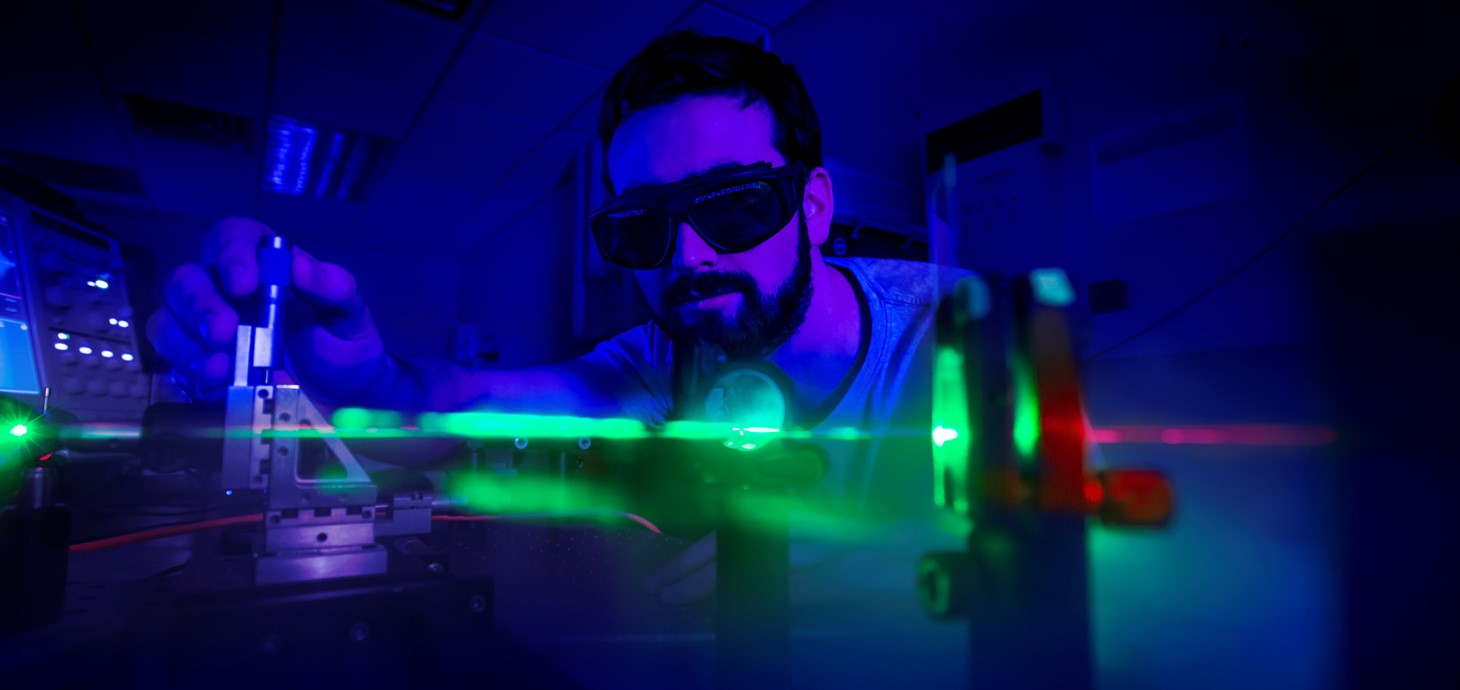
left=427, top=561, right=446, bottom=576
left=260, top=632, right=282, bottom=655
left=513, top=437, right=528, bottom=450
left=577, top=437, right=591, bottom=450
left=348, top=623, right=370, bottom=643
left=468, top=595, right=488, bottom=614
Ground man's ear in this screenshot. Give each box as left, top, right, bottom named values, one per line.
left=803, top=166, right=834, bottom=247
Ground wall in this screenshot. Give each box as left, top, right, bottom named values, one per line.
left=458, top=172, right=583, bottom=368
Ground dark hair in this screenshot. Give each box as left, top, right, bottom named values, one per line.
left=598, top=31, right=822, bottom=191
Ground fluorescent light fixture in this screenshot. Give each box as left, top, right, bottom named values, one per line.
left=264, top=116, right=388, bottom=202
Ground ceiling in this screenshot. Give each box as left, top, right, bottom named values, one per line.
left=0, top=0, right=813, bottom=254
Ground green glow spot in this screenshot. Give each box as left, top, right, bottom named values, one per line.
left=8, top=424, right=26, bottom=437
left=421, top=411, right=648, bottom=440
left=332, top=407, right=371, bottom=430
left=1011, top=351, right=1040, bottom=466
left=932, top=346, right=973, bottom=514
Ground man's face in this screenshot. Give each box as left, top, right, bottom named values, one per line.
left=606, top=95, right=811, bottom=359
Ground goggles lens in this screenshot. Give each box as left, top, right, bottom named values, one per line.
left=591, top=163, right=804, bottom=269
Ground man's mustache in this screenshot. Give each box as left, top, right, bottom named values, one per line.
left=664, top=271, right=755, bottom=304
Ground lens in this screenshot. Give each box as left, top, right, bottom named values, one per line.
left=688, top=180, right=788, bottom=250
left=592, top=207, right=671, bottom=269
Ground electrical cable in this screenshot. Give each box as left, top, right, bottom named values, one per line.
left=69, top=514, right=263, bottom=553
left=434, top=511, right=663, bottom=534
left=1084, top=114, right=1431, bottom=361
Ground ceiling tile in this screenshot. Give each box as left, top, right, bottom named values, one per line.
left=78, top=0, right=273, bottom=53
left=278, top=0, right=465, bottom=89
left=129, top=138, right=257, bottom=218
left=0, top=2, right=130, bottom=167
left=675, top=3, right=769, bottom=44
left=708, top=0, right=814, bottom=28
left=349, top=140, right=515, bottom=247
left=438, top=32, right=610, bottom=124
left=435, top=130, right=590, bottom=253
left=409, top=98, right=554, bottom=172
left=90, top=25, right=268, bottom=118
left=272, top=59, right=427, bottom=138
left=482, top=0, right=696, bottom=70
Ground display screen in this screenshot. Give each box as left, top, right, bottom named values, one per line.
left=0, top=211, right=41, bottom=395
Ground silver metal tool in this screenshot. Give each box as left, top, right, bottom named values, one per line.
left=220, top=236, right=386, bottom=585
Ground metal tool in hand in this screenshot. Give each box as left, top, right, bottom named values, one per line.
left=220, top=236, right=386, bottom=585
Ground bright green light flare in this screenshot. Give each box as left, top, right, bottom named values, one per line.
left=1011, top=350, right=1041, bottom=467
left=932, top=346, right=972, bottom=514
left=8, top=424, right=26, bottom=437
left=450, top=473, right=624, bottom=515
left=413, top=410, right=650, bottom=440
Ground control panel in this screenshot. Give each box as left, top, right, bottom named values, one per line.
left=0, top=191, right=148, bottom=422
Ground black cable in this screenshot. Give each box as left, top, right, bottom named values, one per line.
left=1084, top=114, right=1432, bottom=361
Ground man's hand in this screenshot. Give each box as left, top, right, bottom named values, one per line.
left=145, top=217, right=388, bottom=406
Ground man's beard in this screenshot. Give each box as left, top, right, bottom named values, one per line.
left=654, top=217, right=813, bottom=360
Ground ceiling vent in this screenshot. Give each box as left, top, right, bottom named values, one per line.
left=123, top=93, right=254, bottom=151
left=389, top=0, right=470, bottom=21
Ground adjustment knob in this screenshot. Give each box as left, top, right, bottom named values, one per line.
left=87, top=380, right=107, bottom=396
left=108, top=381, right=128, bottom=397
left=63, top=378, right=84, bottom=394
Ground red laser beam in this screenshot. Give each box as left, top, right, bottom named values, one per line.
left=1089, top=425, right=1335, bottom=446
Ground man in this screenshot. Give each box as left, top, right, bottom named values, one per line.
left=148, top=31, right=962, bottom=604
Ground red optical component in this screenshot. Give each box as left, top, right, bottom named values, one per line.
left=1082, top=479, right=1104, bottom=507
left=1094, top=469, right=1174, bottom=527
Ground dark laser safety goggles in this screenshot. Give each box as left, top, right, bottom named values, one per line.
left=590, top=162, right=806, bottom=270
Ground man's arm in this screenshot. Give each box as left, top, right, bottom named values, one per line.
left=147, top=217, right=625, bottom=465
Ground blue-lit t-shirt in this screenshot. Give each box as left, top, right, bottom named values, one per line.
left=578, top=257, right=971, bottom=518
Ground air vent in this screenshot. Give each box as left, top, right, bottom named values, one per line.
left=2, top=150, right=144, bottom=197
left=926, top=90, right=1045, bottom=172
left=263, top=116, right=390, bottom=202
left=124, top=93, right=254, bottom=151
left=389, top=0, right=470, bottom=20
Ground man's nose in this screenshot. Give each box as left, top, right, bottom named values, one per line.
left=671, top=221, right=717, bottom=268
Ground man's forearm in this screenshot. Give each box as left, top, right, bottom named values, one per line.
left=358, top=354, right=620, bottom=418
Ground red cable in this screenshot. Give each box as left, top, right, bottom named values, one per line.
left=69, top=510, right=664, bottom=554
left=69, top=514, right=263, bottom=553
left=432, top=511, right=662, bottom=534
